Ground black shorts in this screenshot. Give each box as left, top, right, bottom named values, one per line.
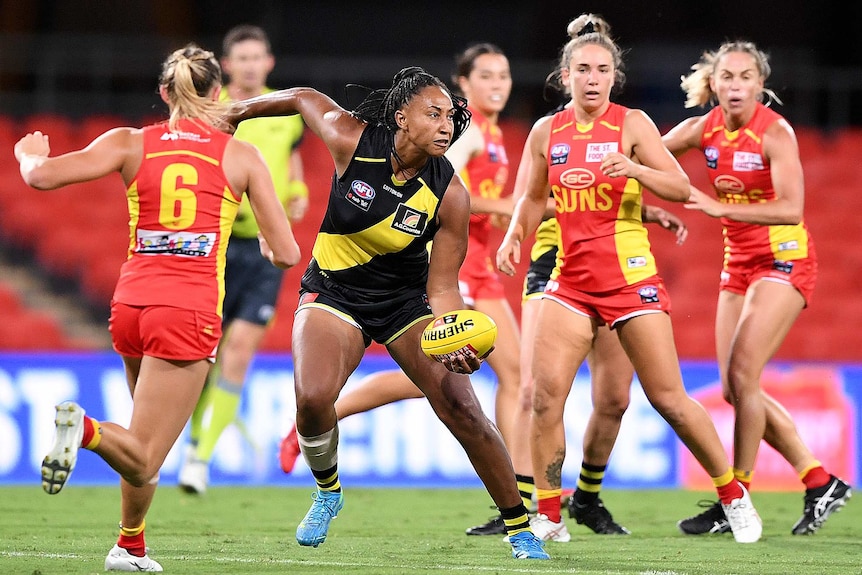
left=299, top=267, right=433, bottom=346
left=222, top=237, right=285, bottom=326
left=523, top=246, right=558, bottom=298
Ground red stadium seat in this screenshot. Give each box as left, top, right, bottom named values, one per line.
left=0, top=308, right=69, bottom=350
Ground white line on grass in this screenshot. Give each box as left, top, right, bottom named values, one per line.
left=1, top=550, right=592, bottom=573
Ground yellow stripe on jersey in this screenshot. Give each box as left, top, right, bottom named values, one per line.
left=216, top=186, right=241, bottom=317
left=552, top=120, right=574, bottom=134
left=356, top=157, right=387, bottom=163
left=599, top=120, right=621, bottom=132
left=312, top=184, right=441, bottom=272
left=615, top=177, right=657, bottom=284
left=144, top=150, right=220, bottom=166
left=530, top=217, right=558, bottom=262
left=126, top=181, right=141, bottom=259
left=768, top=221, right=809, bottom=260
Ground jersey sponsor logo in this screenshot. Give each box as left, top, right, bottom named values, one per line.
left=551, top=183, right=614, bottom=213
left=627, top=256, right=648, bottom=269
left=346, top=180, right=376, bottom=211
left=560, top=168, right=596, bottom=189
left=778, top=240, right=799, bottom=252
left=772, top=260, right=794, bottom=274
left=159, top=131, right=211, bottom=143
left=713, top=174, right=745, bottom=194
left=638, top=285, right=659, bottom=303
left=585, top=142, right=619, bottom=163
left=382, top=183, right=404, bottom=198
left=135, top=229, right=215, bottom=257
left=550, top=143, right=570, bottom=165
left=704, top=146, right=720, bottom=169
left=732, top=151, right=765, bottom=172
left=391, top=203, right=429, bottom=236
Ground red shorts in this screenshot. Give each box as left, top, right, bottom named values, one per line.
left=109, top=302, right=221, bottom=362
left=542, top=276, right=672, bottom=328
left=458, top=251, right=505, bottom=305
left=720, top=255, right=817, bottom=306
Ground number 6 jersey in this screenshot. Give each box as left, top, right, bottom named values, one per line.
left=113, top=119, right=242, bottom=316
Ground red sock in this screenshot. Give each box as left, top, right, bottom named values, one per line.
left=738, top=479, right=751, bottom=492
left=716, top=480, right=744, bottom=505
left=537, top=497, right=561, bottom=523
left=118, top=532, right=146, bottom=557
left=801, top=466, right=831, bottom=490
left=80, top=416, right=102, bottom=449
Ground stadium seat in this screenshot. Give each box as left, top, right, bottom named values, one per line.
left=0, top=283, right=23, bottom=314
left=0, top=308, right=69, bottom=350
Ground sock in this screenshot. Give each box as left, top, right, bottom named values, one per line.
left=800, top=461, right=831, bottom=490
left=81, top=416, right=102, bottom=450
left=713, top=469, right=744, bottom=504
left=311, top=465, right=341, bottom=493
left=499, top=503, right=531, bottom=537
left=188, top=378, right=215, bottom=448
left=574, top=461, right=606, bottom=506
left=117, top=520, right=146, bottom=557
left=195, top=376, right=243, bottom=462
left=733, top=468, right=753, bottom=492
left=515, top=474, right=535, bottom=510
left=536, top=488, right=562, bottom=523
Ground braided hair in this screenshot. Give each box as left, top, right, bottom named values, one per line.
left=352, top=66, right=472, bottom=144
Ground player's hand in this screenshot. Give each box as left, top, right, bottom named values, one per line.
left=600, top=152, right=639, bottom=179
left=684, top=187, right=725, bottom=218
left=643, top=205, right=688, bottom=245
left=496, top=237, right=521, bottom=277
left=441, top=348, right=485, bottom=375
left=14, top=131, right=50, bottom=162
left=257, top=233, right=276, bottom=264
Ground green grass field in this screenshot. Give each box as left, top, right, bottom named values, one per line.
left=0, top=486, right=858, bottom=575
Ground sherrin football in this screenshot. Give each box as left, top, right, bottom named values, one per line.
left=421, top=309, right=497, bottom=362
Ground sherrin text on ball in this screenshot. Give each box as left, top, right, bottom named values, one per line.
left=420, top=309, right=497, bottom=362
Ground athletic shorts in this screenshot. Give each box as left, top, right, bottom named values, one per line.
left=720, top=254, right=817, bottom=306
left=523, top=246, right=558, bottom=299
left=541, top=275, right=671, bottom=328
left=222, top=237, right=285, bottom=326
left=109, top=302, right=221, bottom=362
left=298, top=270, right=433, bottom=346
left=458, top=248, right=505, bottom=305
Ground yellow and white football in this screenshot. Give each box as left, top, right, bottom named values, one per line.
left=420, top=309, right=497, bottom=362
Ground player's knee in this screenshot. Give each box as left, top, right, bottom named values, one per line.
left=593, top=393, right=629, bottom=420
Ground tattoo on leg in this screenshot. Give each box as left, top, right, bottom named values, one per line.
left=544, top=448, right=565, bottom=488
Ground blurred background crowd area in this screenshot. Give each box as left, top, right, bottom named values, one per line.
left=0, top=1, right=860, bottom=360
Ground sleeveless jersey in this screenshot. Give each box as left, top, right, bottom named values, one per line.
left=701, top=103, right=815, bottom=265
left=220, top=87, right=304, bottom=238
left=459, top=107, right=509, bottom=252
left=113, top=119, right=242, bottom=316
left=547, top=103, right=656, bottom=292
left=304, top=123, right=454, bottom=298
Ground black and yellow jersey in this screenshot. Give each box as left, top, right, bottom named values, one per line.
left=303, top=124, right=455, bottom=298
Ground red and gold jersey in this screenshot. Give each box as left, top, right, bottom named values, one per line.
left=459, top=107, right=509, bottom=253
left=547, top=103, right=656, bottom=292
left=701, top=103, right=815, bottom=266
left=113, top=119, right=242, bottom=316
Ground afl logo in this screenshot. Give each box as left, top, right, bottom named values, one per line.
left=713, top=174, right=745, bottom=194
left=704, top=146, right=719, bottom=162
left=550, top=143, right=570, bottom=165
left=350, top=180, right=376, bottom=200
left=560, top=168, right=595, bottom=189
